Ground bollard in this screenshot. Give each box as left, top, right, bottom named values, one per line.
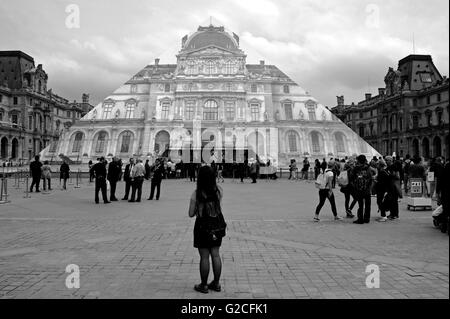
left=74, top=169, right=81, bottom=188
left=0, top=177, right=10, bottom=204
left=23, top=174, right=31, bottom=198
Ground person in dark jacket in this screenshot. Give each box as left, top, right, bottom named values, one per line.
left=60, top=160, right=70, bottom=190
left=436, top=161, right=449, bottom=233
left=374, top=159, right=390, bottom=222
left=29, top=155, right=43, bottom=192
left=144, top=159, right=151, bottom=180
left=148, top=158, right=165, bottom=200
left=107, top=157, right=121, bottom=201
left=385, top=155, right=401, bottom=220
left=340, top=158, right=357, bottom=218
left=349, top=155, right=373, bottom=224
left=91, top=157, right=109, bottom=204
left=121, top=158, right=135, bottom=200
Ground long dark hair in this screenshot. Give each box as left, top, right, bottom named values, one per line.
left=196, top=165, right=220, bottom=203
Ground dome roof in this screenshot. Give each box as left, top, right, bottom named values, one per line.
left=183, top=25, right=239, bottom=51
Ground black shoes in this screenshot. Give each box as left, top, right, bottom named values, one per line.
left=111, top=198, right=118, bottom=201
left=121, top=198, right=128, bottom=201
left=194, top=284, right=209, bottom=294
left=128, top=200, right=135, bottom=202
left=207, top=281, right=221, bottom=292
left=104, top=201, right=111, bottom=204
left=147, top=198, right=153, bottom=200
left=353, top=220, right=364, bottom=224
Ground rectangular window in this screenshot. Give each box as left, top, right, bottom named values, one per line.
left=284, top=103, right=293, bottom=120
left=426, top=96, right=430, bottom=105
left=103, top=104, right=112, bottom=119
left=28, top=116, right=32, bottom=130
left=308, top=107, right=316, bottom=121
left=185, top=101, right=195, bottom=120
left=412, top=115, right=419, bottom=129
left=225, top=102, right=235, bottom=121
left=437, top=112, right=443, bottom=125
left=130, top=84, right=137, bottom=94
left=437, top=93, right=441, bottom=102
left=164, top=84, right=170, bottom=92
left=13, top=97, right=18, bottom=105
left=0, top=112, right=3, bottom=121
left=0, top=95, right=2, bottom=103
left=67, top=111, right=71, bottom=118
left=419, top=73, right=432, bottom=83
left=283, top=85, right=290, bottom=94
left=161, top=102, right=170, bottom=119
left=250, top=104, right=260, bottom=121
left=125, top=102, right=135, bottom=119
left=251, top=84, right=257, bottom=93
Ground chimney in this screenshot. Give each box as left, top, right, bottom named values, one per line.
left=378, top=88, right=385, bottom=96
left=337, top=95, right=344, bottom=107
left=365, top=93, right=372, bottom=100
left=260, top=60, right=265, bottom=66
left=155, top=58, right=160, bottom=66
left=82, top=93, right=89, bottom=103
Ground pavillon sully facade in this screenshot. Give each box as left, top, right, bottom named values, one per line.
left=41, top=25, right=379, bottom=166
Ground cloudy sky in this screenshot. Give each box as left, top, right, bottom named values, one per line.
left=1, top=0, right=448, bottom=107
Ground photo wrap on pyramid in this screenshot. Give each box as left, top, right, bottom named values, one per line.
left=40, top=24, right=380, bottom=166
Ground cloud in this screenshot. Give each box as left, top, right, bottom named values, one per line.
left=0, top=0, right=448, bottom=108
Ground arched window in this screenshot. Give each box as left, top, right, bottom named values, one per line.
left=72, top=132, right=84, bottom=153
left=186, top=60, right=197, bottom=75
left=335, top=133, right=346, bottom=153
left=287, top=131, right=298, bottom=153
left=161, top=101, right=170, bottom=119
left=95, top=132, right=107, bottom=154
left=203, top=100, right=218, bottom=120
left=120, top=131, right=133, bottom=153
left=250, top=103, right=260, bottom=121
left=311, top=132, right=321, bottom=153
left=125, top=101, right=135, bottom=119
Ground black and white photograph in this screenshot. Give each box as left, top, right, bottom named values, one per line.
left=0, top=0, right=448, bottom=315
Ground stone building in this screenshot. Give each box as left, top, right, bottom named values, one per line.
left=0, top=51, right=93, bottom=163
left=332, top=54, right=449, bottom=160
left=42, top=25, right=378, bottom=166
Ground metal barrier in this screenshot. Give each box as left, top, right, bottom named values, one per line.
left=23, top=174, right=31, bottom=198
left=0, top=175, right=10, bottom=204
left=74, top=169, right=81, bottom=188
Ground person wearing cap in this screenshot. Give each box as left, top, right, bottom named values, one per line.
left=91, top=157, right=110, bottom=204
left=349, top=155, right=373, bottom=224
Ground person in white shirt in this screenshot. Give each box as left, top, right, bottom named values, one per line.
left=314, top=160, right=342, bottom=222
left=129, top=159, right=145, bottom=202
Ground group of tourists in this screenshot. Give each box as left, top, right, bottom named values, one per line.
left=89, top=156, right=166, bottom=204
left=313, top=154, right=449, bottom=225
left=28, top=155, right=70, bottom=192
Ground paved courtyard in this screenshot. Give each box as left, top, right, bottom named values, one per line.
left=0, top=176, right=448, bottom=299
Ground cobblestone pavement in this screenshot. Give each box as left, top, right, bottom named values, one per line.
left=0, top=177, right=448, bottom=299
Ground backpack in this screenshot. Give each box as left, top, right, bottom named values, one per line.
left=352, top=166, right=372, bottom=195
left=337, top=170, right=349, bottom=187
left=315, top=170, right=329, bottom=189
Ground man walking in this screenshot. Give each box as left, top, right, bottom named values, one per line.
left=91, top=157, right=110, bottom=204
left=107, top=157, right=121, bottom=201
left=129, top=159, right=145, bottom=202
left=349, top=155, right=373, bottom=224
left=121, top=158, right=134, bottom=200
left=148, top=158, right=164, bottom=200
left=29, top=155, right=43, bottom=192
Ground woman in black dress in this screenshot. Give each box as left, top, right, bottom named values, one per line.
left=188, top=165, right=225, bottom=293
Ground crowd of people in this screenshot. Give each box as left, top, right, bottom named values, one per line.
left=28, top=155, right=71, bottom=192
left=313, top=154, right=449, bottom=227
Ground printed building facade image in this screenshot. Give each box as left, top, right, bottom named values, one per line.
left=41, top=25, right=379, bottom=166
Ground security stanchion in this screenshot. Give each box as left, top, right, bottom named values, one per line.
left=74, top=169, right=81, bottom=188
left=23, top=174, right=31, bottom=199
left=0, top=176, right=10, bottom=204
left=68, top=172, right=74, bottom=185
